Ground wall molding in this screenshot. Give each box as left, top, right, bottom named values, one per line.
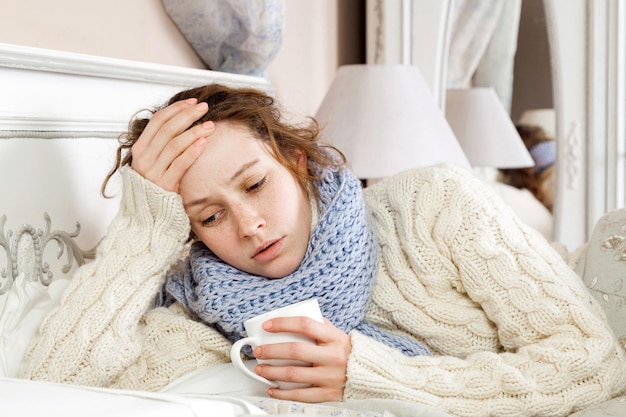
left=0, top=43, right=272, bottom=135
left=0, top=42, right=269, bottom=90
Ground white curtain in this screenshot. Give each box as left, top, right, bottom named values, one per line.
left=446, top=0, right=522, bottom=113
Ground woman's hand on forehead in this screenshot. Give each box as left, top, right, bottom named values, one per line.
left=131, top=98, right=215, bottom=193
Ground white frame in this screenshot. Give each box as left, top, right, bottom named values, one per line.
left=368, top=0, right=626, bottom=250
left=545, top=0, right=626, bottom=249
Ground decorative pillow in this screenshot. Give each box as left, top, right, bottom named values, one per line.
left=0, top=273, right=70, bottom=378
left=574, top=207, right=626, bottom=354
left=161, top=0, right=284, bottom=77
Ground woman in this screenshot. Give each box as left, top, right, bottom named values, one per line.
left=20, top=84, right=626, bottom=417
left=499, top=124, right=555, bottom=213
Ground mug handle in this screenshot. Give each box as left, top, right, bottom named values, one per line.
left=230, top=336, right=278, bottom=387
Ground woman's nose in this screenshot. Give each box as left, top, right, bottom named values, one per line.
left=234, top=203, right=265, bottom=237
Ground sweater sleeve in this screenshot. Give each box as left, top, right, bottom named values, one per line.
left=348, top=165, right=626, bottom=417
left=18, top=167, right=231, bottom=390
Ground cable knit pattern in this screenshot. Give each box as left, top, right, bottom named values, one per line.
left=164, top=166, right=429, bottom=357
left=345, top=164, right=626, bottom=417
left=19, top=168, right=232, bottom=389
left=17, top=164, right=626, bottom=417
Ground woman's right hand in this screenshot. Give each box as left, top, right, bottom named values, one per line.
left=131, top=98, right=214, bottom=193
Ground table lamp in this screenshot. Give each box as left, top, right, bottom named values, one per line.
left=445, top=88, right=535, bottom=169
left=315, top=64, right=470, bottom=180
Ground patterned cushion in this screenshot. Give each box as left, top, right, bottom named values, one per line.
left=161, top=0, right=284, bottom=76
left=575, top=208, right=626, bottom=354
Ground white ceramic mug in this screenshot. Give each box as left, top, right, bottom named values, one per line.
left=230, top=298, right=323, bottom=389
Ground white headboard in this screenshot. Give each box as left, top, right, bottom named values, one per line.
left=0, top=42, right=271, bottom=295
left=0, top=43, right=271, bottom=377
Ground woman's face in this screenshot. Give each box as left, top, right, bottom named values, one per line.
left=179, top=122, right=312, bottom=278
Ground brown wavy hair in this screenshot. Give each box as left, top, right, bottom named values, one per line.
left=102, top=83, right=345, bottom=197
left=499, top=124, right=554, bottom=213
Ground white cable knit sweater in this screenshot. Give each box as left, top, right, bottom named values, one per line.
left=19, top=165, right=626, bottom=417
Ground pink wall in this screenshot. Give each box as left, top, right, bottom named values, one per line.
left=0, top=0, right=355, bottom=117
left=0, top=0, right=204, bottom=67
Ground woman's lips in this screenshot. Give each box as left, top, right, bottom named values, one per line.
left=253, top=238, right=284, bottom=263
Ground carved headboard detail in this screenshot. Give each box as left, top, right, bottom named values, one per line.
left=0, top=213, right=94, bottom=295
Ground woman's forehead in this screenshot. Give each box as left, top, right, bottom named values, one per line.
left=180, top=124, right=277, bottom=191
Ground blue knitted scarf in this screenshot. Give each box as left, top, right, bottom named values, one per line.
left=163, top=165, right=430, bottom=357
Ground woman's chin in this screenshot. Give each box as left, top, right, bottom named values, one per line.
left=258, top=259, right=302, bottom=279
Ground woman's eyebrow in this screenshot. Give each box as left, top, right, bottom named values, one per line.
left=230, top=159, right=259, bottom=183
left=184, top=196, right=209, bottom=209
left=184, top=159, right=261, bottom=209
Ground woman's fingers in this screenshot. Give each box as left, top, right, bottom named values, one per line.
left=132, top=100, right=208, bottom=173
left=254, top=338, right=348, bottom=385
left=141, top=120, right=214, bottom=190
left=132, top=98, right=198, bottom=159
left=267, top=385, right=345, bottom=403
left=258, top=317, right=350, bottom=366
left=252, top=317, right=351, bottom=402
left=156, top=134, right=208, bottom=192
left=255, top=355, right=347, bottom=402
left=254, top=351, right=347, bottom=385
left=261, top=316, right=346, bottom=346
left=131, top=99, right=213, bottom=192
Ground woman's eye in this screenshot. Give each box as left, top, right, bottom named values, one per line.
left=246, top=176, right=267, bottom=193
left=202, top=211, right=222, bottom=226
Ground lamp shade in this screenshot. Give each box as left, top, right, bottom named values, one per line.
left=445, top=88, right=535, bottom=169
left=315, top=64, right=470, bottom=179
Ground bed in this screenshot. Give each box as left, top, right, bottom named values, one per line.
left=2, top=42, right=625, bottom=417
left=0, top=43, right=461, bottom=417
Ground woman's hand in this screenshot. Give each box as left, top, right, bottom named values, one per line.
left=253, top=317, right=352, bottom=403
left=131, top=98, right=215, bottom=193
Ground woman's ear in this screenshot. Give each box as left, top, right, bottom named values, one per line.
left=293, top=149, right=308, bottom=175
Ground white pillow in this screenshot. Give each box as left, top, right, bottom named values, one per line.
left=161, top=360, right=268, bottom=397
left=0, top=272, right=70, bottom=377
